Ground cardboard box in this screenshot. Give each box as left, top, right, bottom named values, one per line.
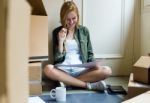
left=133, top=56, right=150, bottom=84
left=127, top=73, right=150, bottom=98
left=122, top=91, right=150, bottom=103
left=29, top=81, right=42, bottom=96
left=27, top=0, right=48, bottom=58
left=29, top=62, right=42, bottom=81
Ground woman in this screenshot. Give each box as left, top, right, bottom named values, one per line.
left=44, top=1, right=112, bottom=91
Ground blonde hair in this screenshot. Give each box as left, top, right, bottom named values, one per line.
left=60, top=1, right=79, bottom=28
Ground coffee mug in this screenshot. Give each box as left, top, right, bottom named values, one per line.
left=50, top=87, right=66, bottom=102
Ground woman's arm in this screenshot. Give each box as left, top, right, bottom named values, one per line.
left=52, top=27, right=67, bottom=64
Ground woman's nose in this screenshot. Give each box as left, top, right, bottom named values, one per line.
left=68, top=19, right=73, bottom=24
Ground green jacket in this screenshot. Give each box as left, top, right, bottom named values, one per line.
left=52, top=25, right=95, bottom=64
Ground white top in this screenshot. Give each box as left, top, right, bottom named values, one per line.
left=58, top=39, right=85, bottom=73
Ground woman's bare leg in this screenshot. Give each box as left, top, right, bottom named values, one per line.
left=44, top=64, right=111, bottom=89
left=77, top=66, right=112, bottom=83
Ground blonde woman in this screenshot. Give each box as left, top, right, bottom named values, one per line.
left=44, top=1, right=112, bottom=91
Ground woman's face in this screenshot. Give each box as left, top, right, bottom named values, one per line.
left=66, top=11, right=78, bottom=30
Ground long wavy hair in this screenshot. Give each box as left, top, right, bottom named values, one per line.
left=60, top=1, right=79, bottom=28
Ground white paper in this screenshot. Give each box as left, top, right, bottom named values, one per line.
left=28, top=96, right=45, bottom=103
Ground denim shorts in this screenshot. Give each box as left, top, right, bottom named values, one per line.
left=57, top=66, right=87, bottom=77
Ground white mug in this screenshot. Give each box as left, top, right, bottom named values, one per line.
left=50, top=87, right=66, bottom=102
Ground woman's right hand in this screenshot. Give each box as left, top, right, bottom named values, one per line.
left=58, top=28, right=67, bottom=42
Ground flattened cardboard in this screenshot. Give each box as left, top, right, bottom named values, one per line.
left=133, top=56, right=150, bottom=84
left=127, top=73, right=150, bottom=99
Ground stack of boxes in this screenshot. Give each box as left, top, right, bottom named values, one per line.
left=27, top=0, right=48, bottom=96
left=127, top=56, right=150, bottom=99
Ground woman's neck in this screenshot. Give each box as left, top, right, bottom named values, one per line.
left=66, top=28, right=75, bottom=40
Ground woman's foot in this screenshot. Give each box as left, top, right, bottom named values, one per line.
left=87, top=81, right=107, bottom=91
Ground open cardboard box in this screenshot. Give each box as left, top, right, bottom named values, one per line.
left=127, top=73, right=150, bottom=99
left=133, top=56, right=150, bottom=84
left=27, top=0, right=48, bottom=61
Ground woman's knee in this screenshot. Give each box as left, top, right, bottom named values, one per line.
left=103, top=66, right=112, bottom=77
left=44, top=64, right=55, bottom=78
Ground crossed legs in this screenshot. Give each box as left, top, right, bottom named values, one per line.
left=44, top=64, right=112, bottom=89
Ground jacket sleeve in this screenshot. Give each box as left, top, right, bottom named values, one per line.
left=52, top=28, right=66, bottom=64
left=84, top=27, right=95, bottom=62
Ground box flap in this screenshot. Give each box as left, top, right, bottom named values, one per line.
left=134, top=56, right=150, bottom=68
left=27, top=0, right=47, bottom=15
